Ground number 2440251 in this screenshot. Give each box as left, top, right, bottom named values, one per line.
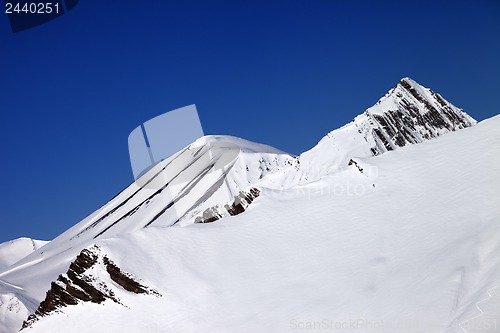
left=5, top=2, right=60, bottom=14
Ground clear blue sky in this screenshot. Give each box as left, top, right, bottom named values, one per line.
left=1, top=0, right=499, bottom=243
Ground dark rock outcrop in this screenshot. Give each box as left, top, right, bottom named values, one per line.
left=22, top=246, right=160, bottom=330
left=194, top=188, right=260, bottom=223
left=366, top=78, right=476, bottom=155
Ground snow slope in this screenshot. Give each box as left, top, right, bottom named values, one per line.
left=297, top=78, right=476, bottom=183
left=22, top=114, right=500, bottom=333
left=0, top=78, right=495, bottom=333
left=0, top=135, right=294, bottom=333
left=0, top=238, right=49, bottom=333
left=0, top=239, right=48, bottom=272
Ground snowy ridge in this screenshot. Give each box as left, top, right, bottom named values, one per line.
left=0, top=239, right=48, bottom=272
left=0, top=135, right=294, bottom=333
left=21, top=114, right=500, bottom=333
left=298, top=78, right=476, bottom=182
left=0, top=78, right=497, bottom=333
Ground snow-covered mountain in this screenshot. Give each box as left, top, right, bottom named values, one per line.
left=1, top=78, right=498, bottom=333
left=0, top=239, right=48, bottom=272
left=297, top=77, right=476, bottom=182
left=0, top=136, right=294, bottom=333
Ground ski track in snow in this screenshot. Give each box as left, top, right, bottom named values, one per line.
left=0, top=279, right=23, bottom=291
left=459, top=282, right=500, bottom=333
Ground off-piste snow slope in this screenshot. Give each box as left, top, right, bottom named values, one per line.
left=0, top=239, right=48, bottom=272
left=1, top=78, right=499, bottom=333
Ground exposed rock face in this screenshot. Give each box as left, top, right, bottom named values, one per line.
left=298, top=78, right=477, bottom=182
left=21, top=246, right=160, bottom=330
left=347, top=159, right=364, bottom=174
left=102, top=257, right=152, bottom=295
left=194, top=188, right=260, bottom=223
left=366, top=78, right=476, bottom=154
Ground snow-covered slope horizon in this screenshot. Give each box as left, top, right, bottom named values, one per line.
left=297, top=77, right=476, bottom=183
left=0, top=135, right=295, bottom=330
left=20, top=113, right=500, bottom=333
left=0, top=239, right=48, bottom=272
left=0, top=78, right=497, bottom=333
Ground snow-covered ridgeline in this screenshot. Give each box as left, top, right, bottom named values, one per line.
left=0, top=78, right=488, bottom=333
left=297, top=78, right=476, bottom=183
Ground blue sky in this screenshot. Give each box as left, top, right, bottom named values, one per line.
left=1, top=0, right=499, bottom=243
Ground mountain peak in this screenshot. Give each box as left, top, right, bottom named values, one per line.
left=297, top=78, right=477, bottom=181
left=398, top=76, right=417, bottom=85
left=395, top=77, right=428, bottom=95
left=367, top=78, right=476, bottom=138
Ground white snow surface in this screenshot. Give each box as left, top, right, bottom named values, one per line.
left=297, top=78, right=476, bottom=183
left=0, top=135, right=295, bottom=333
left=0, top=79, right=497, bottom=333
left=0, top=239, right=48, bottom=272
left=0, top=239, right=48, bottom=333
left=9, top=114, right=500, bottom=333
